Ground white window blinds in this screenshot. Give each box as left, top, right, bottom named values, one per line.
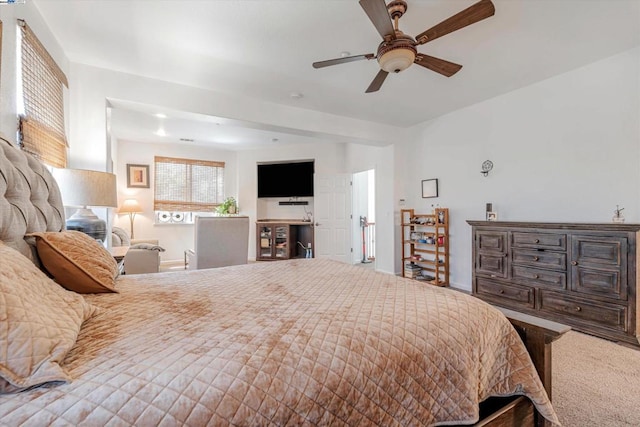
left=18, top=19, right=69, bottom=168
left=154, top=156, right=225, bottom=212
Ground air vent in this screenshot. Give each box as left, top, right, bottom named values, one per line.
left=179, top=138, right=194, bottom=142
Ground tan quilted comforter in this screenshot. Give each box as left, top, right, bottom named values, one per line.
left=0, top=259, right=558, bottom=426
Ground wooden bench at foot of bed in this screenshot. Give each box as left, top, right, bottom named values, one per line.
left=478, top=308, right=570, bottom=427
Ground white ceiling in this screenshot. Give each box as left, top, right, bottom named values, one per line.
left=35, top=0, right=640, bottom=149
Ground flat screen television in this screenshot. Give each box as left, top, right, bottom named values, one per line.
left=257, top=161, right=314, bottom=198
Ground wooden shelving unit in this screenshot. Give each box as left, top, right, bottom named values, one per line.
left=256, top=220, right=314, bottom=261
left=401, top=208, right=449, bottom=286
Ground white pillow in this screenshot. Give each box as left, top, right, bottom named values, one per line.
left=131, top=242, right=165, bottom=252
left=0, top=242, right=97, bottom=393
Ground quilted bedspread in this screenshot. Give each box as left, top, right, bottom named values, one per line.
left=0, top=259, right=558, bottom=426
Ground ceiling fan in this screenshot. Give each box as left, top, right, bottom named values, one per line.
left=312, top=0, right=495, bottom=93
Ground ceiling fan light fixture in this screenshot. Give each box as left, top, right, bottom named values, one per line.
left=312, top=0, right=496, bottom=91
left=378, top=47, right=415, bottom=73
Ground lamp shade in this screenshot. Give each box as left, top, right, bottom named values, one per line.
left=118, top=198, right=143, bottom=214
left=52, top=168, right=117, bottom=208
left=118, top=198, right=143, bottom=239
left=378, top=47, right=416, bottom=73
left=51, top=168, right=117, bottom=241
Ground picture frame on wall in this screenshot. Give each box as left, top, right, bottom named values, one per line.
left=421, top=179, right=438, bottom=198
left=126, top=164, right=150, bottom=188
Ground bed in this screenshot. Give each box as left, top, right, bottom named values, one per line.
left=0, top=139, right=561, bottom=426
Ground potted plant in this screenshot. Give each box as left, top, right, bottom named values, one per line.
left=216, top=197, right=238, bottom=215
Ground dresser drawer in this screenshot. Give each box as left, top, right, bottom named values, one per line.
left=512, top=265, right=567, bottom=289
left=512, top=248, right=566, bottom=269
left=476, top=230, right=508, bottom=253
left=511, top=232, right=566, bottom=250
left=476, top=253, right=508, bottom=279
left=571, top=235, right=626, bottom=267
left=538, top=290, right=628, bottom=333
left=475, top=278, right=534, bottom=309
left=571, top=266, right=626, bottom=301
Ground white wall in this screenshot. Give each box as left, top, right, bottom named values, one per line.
left=63, top=63, right=400, bottom=268
left=397, top=47, right=640, bottom=291
left=5, top=4, right=632, bottom=283
left=344, top=143, right=396, bottom=274
left=239, top=142, right=397, bottom=270
left=237, top=141, right=346, bottom=260
left=257, top=198, right=314, bottom=221
left=352, top=170, right=369, bottom=264
left=68, top=63, right=402, bottom=172
left=115, top=138, right=397, bottom=268
left=115, top=139, right=237, bottom=262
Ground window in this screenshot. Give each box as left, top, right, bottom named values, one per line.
left=154, top=156, right=225, bottom=214
left=17, top=20, right=69, bottom=168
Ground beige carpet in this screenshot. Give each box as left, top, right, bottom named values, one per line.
left=552, top=331, right=640, bottom=426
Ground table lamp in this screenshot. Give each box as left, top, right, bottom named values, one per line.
left=118, top=198, right=143, bottom=239
left=52, top=168, right=117, bottom=241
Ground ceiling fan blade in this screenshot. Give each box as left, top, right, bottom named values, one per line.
left=313, top=53, right=375, bottom=69
left=365, top=69, right=389, bottom=93
left=359, top=0, right=396, bottom=40
left=415, top=54, right=462, bottom=77
left=415, top=0, right=495, bottom=45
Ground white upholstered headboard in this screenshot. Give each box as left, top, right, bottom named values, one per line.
left=0, top=137, right=65, bottom=263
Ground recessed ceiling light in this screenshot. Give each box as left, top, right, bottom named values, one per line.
left=290, top=92, right=304, bottom=100
left=155, top=128, right=166, bottom=137
left=155, top=113, right=167, bottom=118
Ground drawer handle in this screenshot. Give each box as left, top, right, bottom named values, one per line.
left=534, top=239, right=540, bottom=243
left=533, top=274, right=539, bottom=279
left=571, top=261, right=578, bottom=266
left=574, top=306, right=582, bottom=312
left=533, top=256, right=539, bottom=261
left=499, top=290, right=505, bottom=294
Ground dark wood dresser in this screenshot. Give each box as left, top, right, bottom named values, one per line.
left=467, top=221, right=640, bottom=346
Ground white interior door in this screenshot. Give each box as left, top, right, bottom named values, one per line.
left=314, top=174, right=352, bottom=262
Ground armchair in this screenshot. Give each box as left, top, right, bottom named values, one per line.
left=111, top=226, right=163, bottom=274
left=186, top=216, right=249, bottom=270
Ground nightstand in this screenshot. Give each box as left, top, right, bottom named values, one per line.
left=109, top=246, right=129, bottom=274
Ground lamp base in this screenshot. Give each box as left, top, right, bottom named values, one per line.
left=66, top=208, right=107, bottom=241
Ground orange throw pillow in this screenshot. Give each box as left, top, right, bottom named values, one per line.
left=28, top=231, right=119, bottom=293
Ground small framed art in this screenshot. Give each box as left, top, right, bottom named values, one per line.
left=126, top=164, right=150, bottom=188
left=421, top=179, right=438, bottom=198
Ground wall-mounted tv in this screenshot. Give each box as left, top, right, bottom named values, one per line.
left=257, top=160, right=314, bottom=198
